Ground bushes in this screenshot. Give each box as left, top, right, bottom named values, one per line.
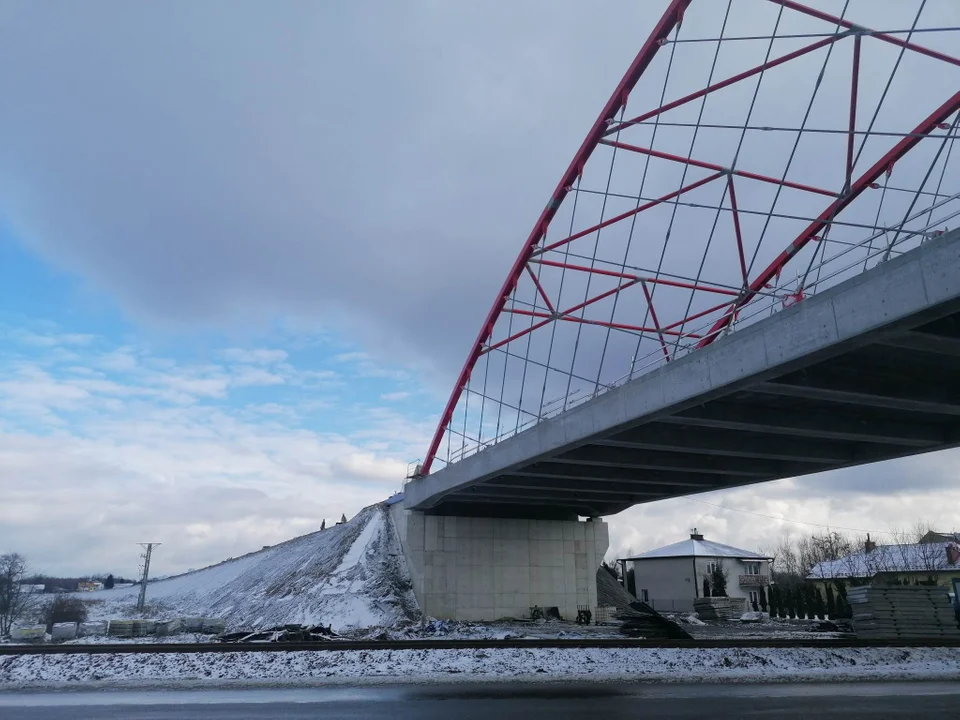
left=42, top=596, right=87, bottom=633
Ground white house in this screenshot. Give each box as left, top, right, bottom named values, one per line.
left=620, top=531, right=771, bottom=613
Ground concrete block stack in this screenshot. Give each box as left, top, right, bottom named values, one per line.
left=50, top=622, right=78, bottom=641
left=106, top=619, right=158, bottom=638
left=78, top=621, right=107, bottom=637
left=849, top=586, right=960, bottom=639
left=692, top=597, right=746, bottom=621
left=11, top=625, right=46, bottom=642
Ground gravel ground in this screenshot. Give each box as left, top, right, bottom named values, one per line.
left=2, top=646, right=959, bottom=690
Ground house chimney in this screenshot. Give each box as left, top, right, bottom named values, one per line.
left=946, top=543, right=960, bottom=566
left=690, top=527, right=704, bottom=541
left=864, top=533, right=876, bottom=554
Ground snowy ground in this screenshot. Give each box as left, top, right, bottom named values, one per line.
left=2, top=646, right=959, bottom=689
left=71, top=504, right=419, bottom=633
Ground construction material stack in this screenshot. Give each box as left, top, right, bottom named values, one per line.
left=849, top=586, right=960, bottom=640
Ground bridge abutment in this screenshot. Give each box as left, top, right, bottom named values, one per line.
left=390, top=502, right=608, bottom=621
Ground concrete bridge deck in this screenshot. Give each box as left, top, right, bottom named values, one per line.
left=406, top=228, right=960, bottom=519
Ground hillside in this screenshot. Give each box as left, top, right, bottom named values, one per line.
left=78, top=503, right=420, bottom=632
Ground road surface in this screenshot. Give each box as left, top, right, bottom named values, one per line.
left=1, top=682, right=957, bottom=718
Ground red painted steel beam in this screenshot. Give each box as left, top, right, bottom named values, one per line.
left=533, top=258, right=741, bottom=297
left=661, top=298, right=735, bottom=332
left=768, top=0, right=960, bottom=68
left=641, top=280, right=672, bottom=361
left=727, top=177, right=748, bottom=286
left=420, top=0, right=692, bottom=475
left=606, top=36, right=839, bottom=137
left=697, top=89, right=960, bottom=348
left=503, top=308, right=694, bottom=338
left=601, top=139, right=838, bottom=198
left=525, top=264, right=555, bottom=313
left=845, top=35, right=861, bottom=191
left=540, top=171, right=724, bottom=254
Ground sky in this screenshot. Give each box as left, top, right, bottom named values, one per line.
left=1, top=0, right=959, bottom=579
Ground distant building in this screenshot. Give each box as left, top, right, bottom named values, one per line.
left=77, top=581, right=104, bottom=592
left=808, top=536, right=960, bottom=591
left=619, top=531, right=771, bottom=613
left=919, top=530, right=960, bottom=545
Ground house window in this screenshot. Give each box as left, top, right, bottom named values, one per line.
left=641, top=589, right=649, bottom=603
left=706, top=562, right=717, bottom=575
left=748, top=590, right=759, bottom=607
left=744, top=562, right=760, bottom=575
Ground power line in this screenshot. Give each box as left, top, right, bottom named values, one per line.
left=683, top=496, right=896, bottom=536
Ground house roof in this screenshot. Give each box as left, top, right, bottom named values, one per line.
left=807, top=542, right=957, bottom=580
left=621, top=538, right=769, bottom=562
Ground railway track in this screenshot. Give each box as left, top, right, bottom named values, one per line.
left=3, top=636, right=960, bottom=655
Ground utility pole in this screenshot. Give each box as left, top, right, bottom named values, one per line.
left=136, top=543, right=161, bottom=612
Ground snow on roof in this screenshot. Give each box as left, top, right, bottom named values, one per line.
left=808, top=542, right=957, bottom=580
left=622, top=537, right=768, bottom=561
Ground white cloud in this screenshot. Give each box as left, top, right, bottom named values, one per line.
left=0, top=332, right=431, bottom=576
left=380, top=391, right=410, bottom=402
left=231, top=367, right=285, bottom=387
left=222, top=348, right=288, bottom=364
left=9, top=329, right=95, bottom=347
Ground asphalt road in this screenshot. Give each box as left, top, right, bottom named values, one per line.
left=1, top=682, right=956, bottom=719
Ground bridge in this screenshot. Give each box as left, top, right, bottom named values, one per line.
left=406, top=227, right=960, bottom=517
left=391, top=0, right=960, bottom=621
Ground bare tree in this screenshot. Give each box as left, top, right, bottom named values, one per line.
left=0, top=553, right=32, bottom=637
left=797, top=531, right=854, bottom=578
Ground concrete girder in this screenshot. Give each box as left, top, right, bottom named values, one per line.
left=874, top=330, right=960, bottom=358
left=551, top=444, right=820, bottom=476
left=662, top=401, right=945, bottom=447
left=592, top=424, right=852, bottom=464
left=754, top=381, right=960, bottom=417
left=484, top=476, right=718, bottom=495
left=512, top=463, right=740, bottom=483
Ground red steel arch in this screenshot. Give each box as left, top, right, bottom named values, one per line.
left=421, top=0, right=960, bottom=476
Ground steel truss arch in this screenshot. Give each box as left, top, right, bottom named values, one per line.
left=420, top=0, right=960, bottom=476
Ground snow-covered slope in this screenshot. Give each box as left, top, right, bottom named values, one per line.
left=80, top=503, right=420, bottom=632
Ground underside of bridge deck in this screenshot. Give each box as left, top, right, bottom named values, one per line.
left=406, top=230, right=960, bottom=519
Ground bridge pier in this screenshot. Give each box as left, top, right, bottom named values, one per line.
left=389, top=502, right=608, bottom=621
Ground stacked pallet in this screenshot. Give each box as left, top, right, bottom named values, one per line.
left=693, top=597, right=746, bottom=621
left=849, top=586, right=959, bottom=640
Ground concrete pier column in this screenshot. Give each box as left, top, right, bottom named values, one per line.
left=389, top=502, right=608, bottom=621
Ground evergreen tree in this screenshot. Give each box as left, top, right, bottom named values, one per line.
left=104, top=574, right=115, bottom=590
left=758, top=586, right=768, bottom=613
left=834, top=582, right=851, bottom=619
left=796, top=586, right=807, bottom=619
left=825, top=584, right=836, bottom=618
left=768, top=586, right=779, bottom=618
left=813, top=586, right=826, bottom=619
left=709, top=561, right=728, bottom=597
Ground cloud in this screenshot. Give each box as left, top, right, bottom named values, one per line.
left=0, top=326, right=433, bottom=576
left=222, top=348, right=288, bottom=365
left=9, top=329, right=95, bottom=347
left=231, top=367, right=286, bottom=387
left=380, top=391, right=411, bottom=402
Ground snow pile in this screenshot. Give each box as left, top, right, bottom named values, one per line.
left=76, top=504, right=419, bottom=632
left=2, top=646, right=959, bottom=688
